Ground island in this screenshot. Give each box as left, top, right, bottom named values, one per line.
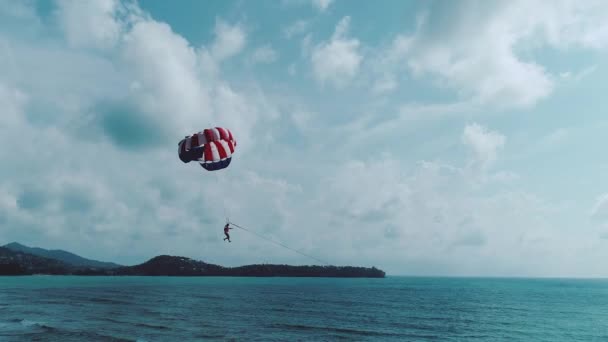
left=0, top=243, right=385, bottom=278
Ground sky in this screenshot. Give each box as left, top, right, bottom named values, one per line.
left=1, top=0, right=608, bottom=277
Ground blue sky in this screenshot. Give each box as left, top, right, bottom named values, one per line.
left=1, top=0, right=608, bottom=277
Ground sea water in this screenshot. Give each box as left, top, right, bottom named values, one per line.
left=0, top=276, right=607, bottom=341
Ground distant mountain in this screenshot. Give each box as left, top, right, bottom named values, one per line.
left=0, top=243, right=386, bottom=278
left=111, top=255, right=226, bottom=276
left=0, top=247, right=72, bottom=275
left=106, top=255, right=386, bottom=278
left=3, top=242, right=122, bottom=269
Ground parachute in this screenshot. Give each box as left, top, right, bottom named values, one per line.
left=177, top=127, right=237, bottom=171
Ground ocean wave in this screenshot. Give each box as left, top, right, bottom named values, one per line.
left=97, top=316, right=171, bottom=332
left=270, top=323, right=406, bottom=338
left=0, top=318, right=138, bottom=342
left=86, top=297, right=135, bottom=305
left=133, top=322, right=170, bottom=330
left=0, top=318, right=58, bottom=339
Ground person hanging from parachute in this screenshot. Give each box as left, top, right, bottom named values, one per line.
left=223, top=222, right=233, bottom=242
left=177, top=127, right=237, bottom=243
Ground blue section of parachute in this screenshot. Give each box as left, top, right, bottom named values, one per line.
left=200, top=157, right=232, bottom=171
left=179, top=145, right=204, bottom=163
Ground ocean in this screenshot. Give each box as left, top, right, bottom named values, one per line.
left=0, top=276, right=607, bottom=341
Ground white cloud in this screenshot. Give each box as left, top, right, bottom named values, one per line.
left=312, top=0, right=333, bottom=12
left=336, top=101, right=472, bottom=156
left=521, top=0, right=608, bottom=50
left=300, top=33, right=313, bottom=56
left=310, top=16, right=362, bottom=88
left=462, top=122, right=506, bottom=169
left=371, top=74, right=397, bottom=94
left=522, top=128, right=569, bottom=157
left=249, top=45, right=278, bottom=64
left=283, top=19, right=310, bottom=39
left=559, top=65, right=598, bottom=83
left=55, top=0, right=137, bottom=50
left=382, top=0, right=608, bottom=109
left=0, top=82, right=32, bottom=166
left=52, top=3, right=264, bottom=147
left=280, top=0, right=333, bottom=12
left=121, top=19, right=211, bottom=136
left=541, top=128, right=569, bottom=146
left=590, top=193, right=608, bottom=221
left=305, top=150, right=575, bottom=275
left=0, top=82, right=27, bottom=127
left=211, top=83, right=261, bottom=151
left=291, top=109, right=312, bottom=131
left=210, top=18, right=246, bottom=61
left=392, top=33, right=552, bottom=109
left=288, top=63, right=297, bottom=76
left=0, top=0, right=39, bottom=21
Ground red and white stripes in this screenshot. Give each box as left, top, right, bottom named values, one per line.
left=183, top=128, right=236, bottom=149
left=178, top=127, right=237, bottom=166
left=201, top=139, right=236, bottom=164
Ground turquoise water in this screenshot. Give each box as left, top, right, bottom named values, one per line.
left=1, top=276, right=607, bottom=341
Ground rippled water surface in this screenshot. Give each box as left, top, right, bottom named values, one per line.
left=1, top=276, right=607, bottom=341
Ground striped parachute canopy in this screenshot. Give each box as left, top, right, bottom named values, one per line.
left=178, top=127, right=237, bottom=171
